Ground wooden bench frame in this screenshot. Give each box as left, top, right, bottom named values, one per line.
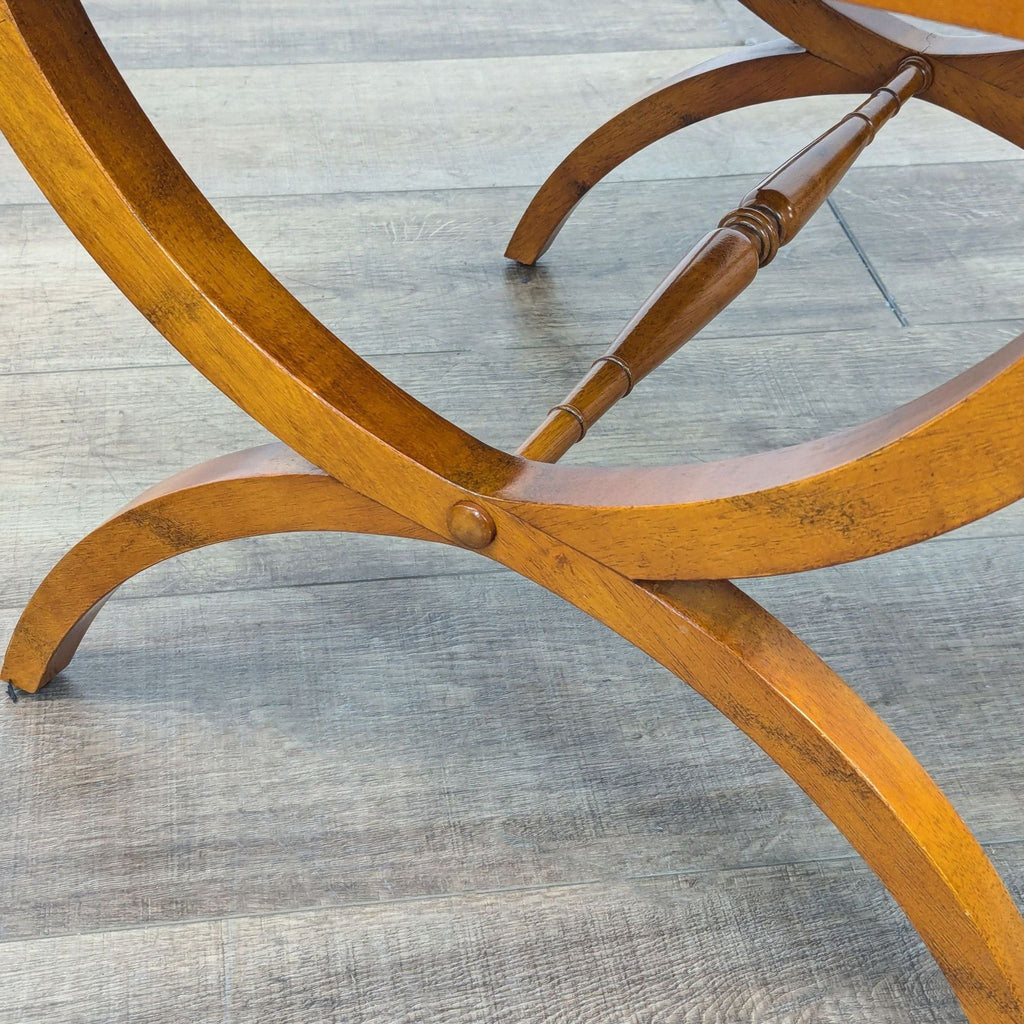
left=2, top=0, right=1023, bottom=1018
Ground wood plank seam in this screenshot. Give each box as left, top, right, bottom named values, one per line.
left=2, top=1, right=1024, bottom=1020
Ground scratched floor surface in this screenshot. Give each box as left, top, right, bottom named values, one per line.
left=1, top=2, right=1023, bottom=1022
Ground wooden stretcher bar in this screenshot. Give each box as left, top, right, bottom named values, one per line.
left=2, top=1, right=1023, bottom=1019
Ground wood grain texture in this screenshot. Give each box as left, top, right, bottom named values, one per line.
left=1, top=444, right=443, bottom=692
left=79, top=0, right=769, bottom=68
left=0, top=0, right=972, bottom=594
left=486, top=2, right=1024, bottom=581
left=16, top=359, right=1023, bottom=1018
left=0, top=47, right=1019, bottom=208
left=477, top=499, right=1024, bottom=1018
left=832, top=159, right=1024, bottom=325
left=3, top=540, right=1023, bottom=942
left=0, top=176, right=896, bottom=376
left=504, top=41, right=878, bottom=265
left=2, top=4, right=1024, bottom=1019
left=739, top=0, right=1024, bottom=153
left=499, top=324, right=1024, bottom=578
left=1, top=0, right=1017, bottom=588
left=6, top=317, right=1024, bottom=611
left=6, top=860, right=1008, bottom=1024
left=518, top=59, right=928, bottom=461
left=495, top=10, right=1024, bottom=1011
left=6, top=154, right=1020, bottom=381
left=6, top=0, right=1011, bottom=585
left=0, top=0, right=518, bottom=554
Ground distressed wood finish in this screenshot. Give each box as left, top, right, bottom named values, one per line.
left=480, top=519, right=1024, bottom=1022
left=510, top=3, right=1024, bottom=265
left=7, top=860, right=1011, bottom=1021
left=0, top=444, right=443, bottom=692
left=504, top=328, right=1024, bottom=578
left=3, top=0, right=1024, bottom=1021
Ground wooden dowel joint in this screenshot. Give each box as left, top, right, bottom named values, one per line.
left=896, top=54, right=934, bottom=95
left=447, top=500, right=497, bottom=549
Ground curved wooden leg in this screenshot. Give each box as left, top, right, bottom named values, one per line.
left=1, top=443, right=444, bottom=694
left=504, top=41, right=875, bottom=265
left=738, top=0, right=1024, bottom=152
left=640, top=581, right=1024, bottom=1024
left=485, top=511, right=1024, bottom=1022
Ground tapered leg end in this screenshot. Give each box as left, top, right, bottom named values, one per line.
left=0, top=443, right=444, bottom=694
left=2, top=607, right=96, bottom=694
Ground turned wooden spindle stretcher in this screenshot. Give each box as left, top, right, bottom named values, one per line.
left=2, top=0, right=1024, bottom=1020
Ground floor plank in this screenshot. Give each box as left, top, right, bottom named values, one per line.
left=2, top=538, right=1022, bottom=944
left=3, top=1, right=1024, bottom=1021
left=0, top=48, right=1019, bottom=208
left=81, top=0, right=772, bottom=68
left=834, top=159, right=1024, bottom=326
left=0, top=177, right=895, bottom=376
left=3, top=856, right=992, bottom=1023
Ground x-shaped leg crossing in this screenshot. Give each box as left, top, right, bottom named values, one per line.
left=2, top=1, right=1023, bottom=1018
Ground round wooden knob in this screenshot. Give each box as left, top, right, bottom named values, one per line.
left=447, top=501, right=496, bottom=549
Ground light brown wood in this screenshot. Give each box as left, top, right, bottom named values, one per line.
left=1, top=0, right=1021, bottom=584
left=493, top=0, right=1024, bottom=584
left=845, top=0, right=1024, bottom=43
left=478, top=507, right=1024, bottom=1022
left=504, top=40, right=878, bottom=266
left=501, top=327, right=1024, bottom=578
left=3, top=0, right=1024, bottom=1020
left=0, top=0, right=519, bottom=544
left=1, top=444, right=443, bottom=693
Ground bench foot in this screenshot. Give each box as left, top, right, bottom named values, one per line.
left=1, top=444, right=442, bottom=693
left=505, top=41, right=874, bottom=265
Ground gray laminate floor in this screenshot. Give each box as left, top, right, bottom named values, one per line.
left=2, top=2, right=1023, bottom=1021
